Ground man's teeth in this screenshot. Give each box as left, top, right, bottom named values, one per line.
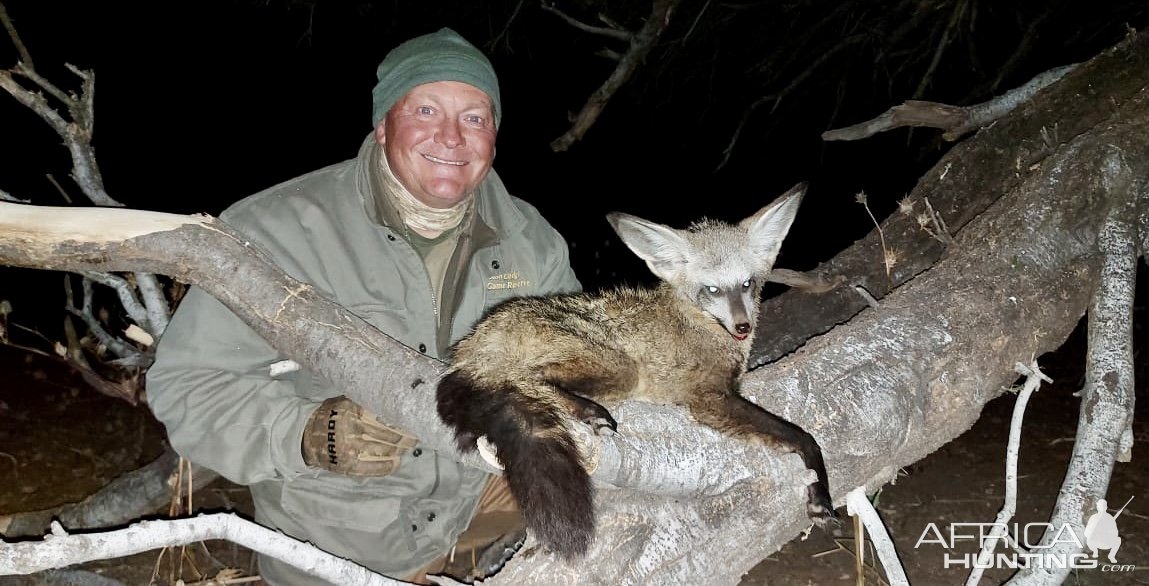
left=424, top=154, right=466, bottom=166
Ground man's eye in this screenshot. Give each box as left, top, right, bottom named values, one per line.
left=466, top=114, right=485, bottom=125
left=417, top=106, right=434, bottom=115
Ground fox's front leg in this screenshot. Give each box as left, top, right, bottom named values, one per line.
left=688, top=390, right=836, bottom=524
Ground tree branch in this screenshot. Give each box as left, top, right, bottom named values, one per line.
left=0, top=515, right=399, bottom=585
left=822, top=63, right=1076, bottom=143
left=549, top=0, right=680, bottom=151
left=0, top=2, right=32, bottom=69
left=540, top=2, right=631, bottom=42
left=753, top=32, right=1146, bottom=368
left=1004, top=150, right=1141, bottom=586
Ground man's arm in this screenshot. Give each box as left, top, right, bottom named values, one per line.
left=146, top=286, right=322, bottom=485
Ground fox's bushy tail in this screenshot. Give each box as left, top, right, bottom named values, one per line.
left=436, top=370, right=595, bottom=559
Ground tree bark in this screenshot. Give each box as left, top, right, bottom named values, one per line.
left=0, top=33, right=1146, bottom=586
left=750, top=31, right=1149, bottom=368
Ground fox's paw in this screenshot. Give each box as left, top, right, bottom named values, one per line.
left=807, top=501, right=840, bottom=529
left=574, top=402, right=617, bottom=435
left=806, top=485, right=840, bottom=528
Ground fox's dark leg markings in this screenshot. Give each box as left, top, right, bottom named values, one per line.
left=688, top=390, right=837, bottom=524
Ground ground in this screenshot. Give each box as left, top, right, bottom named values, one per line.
left=0, top=318, right=1145, bottom=585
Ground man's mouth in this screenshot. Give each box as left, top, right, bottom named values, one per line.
left=423, top=153, right=466, bottom=166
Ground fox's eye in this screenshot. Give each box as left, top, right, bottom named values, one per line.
left=705, top=286, right=719, bottom=295
left=742, top=279, right=754, bottom=289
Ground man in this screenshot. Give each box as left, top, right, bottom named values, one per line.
left=146, top=27, right=581, bottom=585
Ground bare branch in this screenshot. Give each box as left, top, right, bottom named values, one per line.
left=846, top=488, right=909, bottom=586
left=541, top=1, right=631, bottom=42
left=66, top=276, right=140, bottom=360
left=134, top=272, right=171, bottom=336
left=911, top=0, right=968, bottom=99
left=0, top=514, right=399, bottom=585
left=0, top=1, right=33, bottom=69
left=549, top=0, right=680, bottom=151
left=965, top=361, right=1051, bottom=586
left=80, top=271, right=150, bottom=329
left=823, top=64, right=1076, bottom=143
left=0, top=187, right=28, bottom=203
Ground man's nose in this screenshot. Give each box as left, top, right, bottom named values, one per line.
left=436, top=119, right=464, bottom=148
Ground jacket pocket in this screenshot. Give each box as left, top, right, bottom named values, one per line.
left=280, top=474, right=401, bottom=533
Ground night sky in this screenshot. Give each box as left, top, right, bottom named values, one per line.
left=2, top=1, right=1146, bottom=321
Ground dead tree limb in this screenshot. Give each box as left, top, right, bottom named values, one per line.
left=1004, top=151, right=1141, bottom=586
left=822, top=63, right=1076, bottom=143
left=548, top=0, right=680, bottom=151
left=751, top=32, right=1147, bottom=368
left=0, top=447, right=219, bottom=538
left=0, top=514, right=397, bottom=585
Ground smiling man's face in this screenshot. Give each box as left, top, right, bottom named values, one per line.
left=376, top=81, right=497, bottom=209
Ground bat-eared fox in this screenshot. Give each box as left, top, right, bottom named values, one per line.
left=437, top=182, right=835, bottom=559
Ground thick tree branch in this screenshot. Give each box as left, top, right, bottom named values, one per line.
left=752, top=32, right=1148, bottom=368
left=1005, top=154, right=1141, bottom=586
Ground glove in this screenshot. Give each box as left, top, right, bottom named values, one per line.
left=302, top=396, right=419, bottom=476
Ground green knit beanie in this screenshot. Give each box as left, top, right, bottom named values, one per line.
left=371, top=27, right=501, bottom=128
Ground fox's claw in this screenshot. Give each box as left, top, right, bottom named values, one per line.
left=572, top=401, right=617, bottom=434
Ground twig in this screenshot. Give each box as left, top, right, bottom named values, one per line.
left=922, top=197, right=954, bottom=244
left=855, top=191, right=895, bottom=280
left=912, top=0, right=967, bottom=99
left=964, top=361, right=1051, bottom=586
left=0, top=1, right=33, bottom=68
left=45, top=173, right=74, bottom=204
left=766, top=268, right=846, bottom=294
left=135, top=272, right=171, bottom=336
left=852, top=285, right=880, bottom=309
left=540, top=2, right=632, bottom=41
left=846, top=488, right=909, bottom=586
left=853, top=512, right=864, bottom=586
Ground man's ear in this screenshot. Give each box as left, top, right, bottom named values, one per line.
left=375, top=120, right=387, bottom=145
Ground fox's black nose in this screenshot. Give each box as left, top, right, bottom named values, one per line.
left=735, top=323, right=751, bottom=335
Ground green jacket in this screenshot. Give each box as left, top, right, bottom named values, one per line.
left=146, top=134, right=581, bottom=583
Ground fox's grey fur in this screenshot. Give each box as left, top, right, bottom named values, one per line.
left=437, top=182, right=835, bottom=559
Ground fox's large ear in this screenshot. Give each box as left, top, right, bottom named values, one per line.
left=607, top=212, right=692, bottom=282
left=741, top=182, right=806, bottom=271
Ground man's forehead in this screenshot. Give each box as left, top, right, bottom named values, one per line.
left=404, top=81, right=494, bottom=111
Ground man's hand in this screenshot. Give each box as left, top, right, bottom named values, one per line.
left=302, top=396, right=419, bottom=476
